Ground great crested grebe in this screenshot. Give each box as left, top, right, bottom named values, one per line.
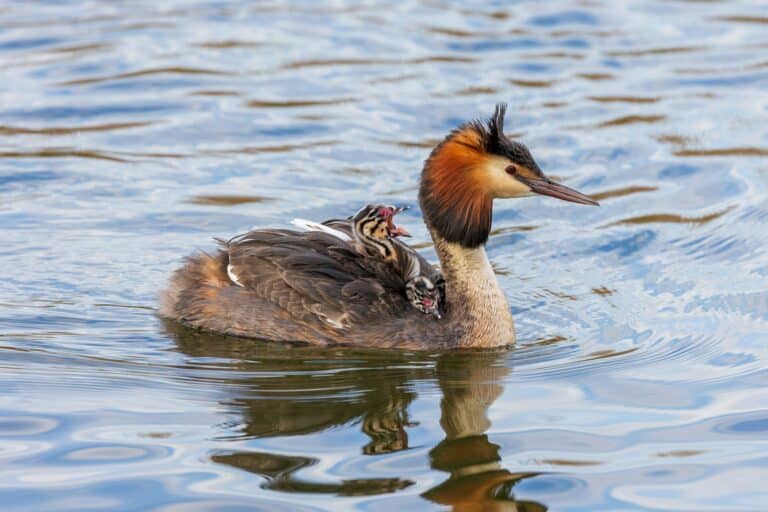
left=160, top=104, right=597, bottom=349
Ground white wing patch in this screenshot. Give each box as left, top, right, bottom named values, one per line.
left=227, top=264, right=244, bottom=287
left=402, top=250, right=422, bottom=281
left=290, top=218, right=351, bottom=242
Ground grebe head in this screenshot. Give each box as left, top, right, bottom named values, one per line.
left=405, top=275, right=442, bottom=319
left=351, top=204, right=410, bottom=260
left=419, top=103, right=598, bottom=248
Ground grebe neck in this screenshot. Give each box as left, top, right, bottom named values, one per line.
left=430, top=230, right=515, bottom=348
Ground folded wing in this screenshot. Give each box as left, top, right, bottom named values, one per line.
left=222, top=229, right=410, bottom=330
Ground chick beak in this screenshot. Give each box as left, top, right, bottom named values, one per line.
left=389, top=224, right=411, bottom=237
left=517, top=175, right=599, bottom=206
left=386, top=205, right=412, bottom=237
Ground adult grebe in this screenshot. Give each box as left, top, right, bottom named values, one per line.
left=160, top=104, right=597, bottom=349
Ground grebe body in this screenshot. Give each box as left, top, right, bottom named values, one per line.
left=160, top=105, right=597, bottom=349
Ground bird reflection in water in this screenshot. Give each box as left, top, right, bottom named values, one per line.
left=165, top=321, right=546, bottom=510
left=425, top=355, right=545, bottom=512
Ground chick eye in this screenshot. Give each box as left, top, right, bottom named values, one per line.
left=505, top=164, right=518, bottom=176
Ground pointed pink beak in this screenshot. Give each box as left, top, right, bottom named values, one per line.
left=384, top=205, right=411, bottom=237
left=390, top=225, right=411, bottom=237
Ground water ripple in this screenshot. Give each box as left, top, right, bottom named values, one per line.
left=1, top=0, right=768, bottom=510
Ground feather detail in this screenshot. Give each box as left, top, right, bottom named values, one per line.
left=291, top=218, right=352, bottom=242
left=227, top=263, right=244, bottom=287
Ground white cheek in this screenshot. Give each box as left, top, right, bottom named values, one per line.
left=482, top=156, right=533, bottom=198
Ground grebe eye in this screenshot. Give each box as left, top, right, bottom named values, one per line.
left=505, top=164, right=518, bottom=176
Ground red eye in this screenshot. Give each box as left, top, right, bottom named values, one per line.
left=505, top=165, right=518, bottom=176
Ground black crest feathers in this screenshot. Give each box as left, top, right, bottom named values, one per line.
left=488, top=103, right=506, bottom=141
left=467, top=103, right=508, bottom=155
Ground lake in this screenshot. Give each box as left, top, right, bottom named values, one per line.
left=1, top=0, right=768, bottom=510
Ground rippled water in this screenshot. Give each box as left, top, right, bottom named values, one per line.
left=2, top=1, right=768, bottom=510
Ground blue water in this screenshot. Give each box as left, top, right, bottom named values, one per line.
left=1, top=1, right=768, bottom=510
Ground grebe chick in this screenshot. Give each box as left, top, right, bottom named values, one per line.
left=350, top=204, right=444, bottom=319
left=405, top=276, right=442, bottom=319
left=350, top=204, right=409, bottom=264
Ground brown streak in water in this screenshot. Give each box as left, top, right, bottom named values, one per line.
left=488, top=11, right=511, bottom=19
left=674, top=66, right=727, bottom=75
left=577, top=73, right=614, bottom=81
left=608, top=206, right=735, bottom=227
left=282, top=56, right=475, bottom=70
left=59, top=67, right=233, bottom=86
left=204, top=140, right=338, bottom=154
left=591, top=286, right=614, bottom=296
left=188, top=195, right=273, bottom=206
left=607, top=46, right=703, bottom=57
left=490, top=225, right=538, bottom=236
left=542, top=101, right=567, bottom=108
left=120, top=21, right=176, bottom=30
left=550, top=29, right=618, bottom=38
left=0, top=122, right=152, bottom=136
left=197, top=40, right=265, bottom=49
left=598, top=115, right=665, bottom=127
left=93, top=303, right=155, bottom=311
left=583, top=347, right=639, bottom=360
left=546, top=290, right=578, bottom=301
left=540, top=459, right=602, bottom=466
left=655, top=134, right=696, bottom=146
left=531, top=335, right=568, bottom=347
left=282, top=57, right=388, bottom=69
left=47, top=43, right=109, bottom=55
left=588, top=96, right=659, bottom=104
left=247, top=98, right=355, bottom=108
left=113, top=150, right=186, bottom=159
left=455, top=86, right=498, bottom=96
left=491, top=262, right=509, bottom=276
left=0, top=149, right=128, bottom=162
left=368, top=73, right=421, bottom=84
left=591, top=185, right=658, bottom=201
left=296, top=114, right=329, bottom=121
left=656, top=450, right=704, bottom=458
left=380, top=138, right=443, bottom=149
left=509, top=79, right=556, bottom=88
left=425, top=26, right=479, bottom=37
left=411, top=56, right=477, bottom=64
left=139, top=432, right=173, bottom=439
left=715, top=16, right=768, bottom=24
left=190, top=90, right=241, bottom=97
left=524, top=51, right=585, bottom=60
left=674, top=147, right=768, bottom=157
left=0, top=14, right=119, bottom=29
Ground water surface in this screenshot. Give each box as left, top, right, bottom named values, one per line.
left=2, top=0, right=768, bottom=510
